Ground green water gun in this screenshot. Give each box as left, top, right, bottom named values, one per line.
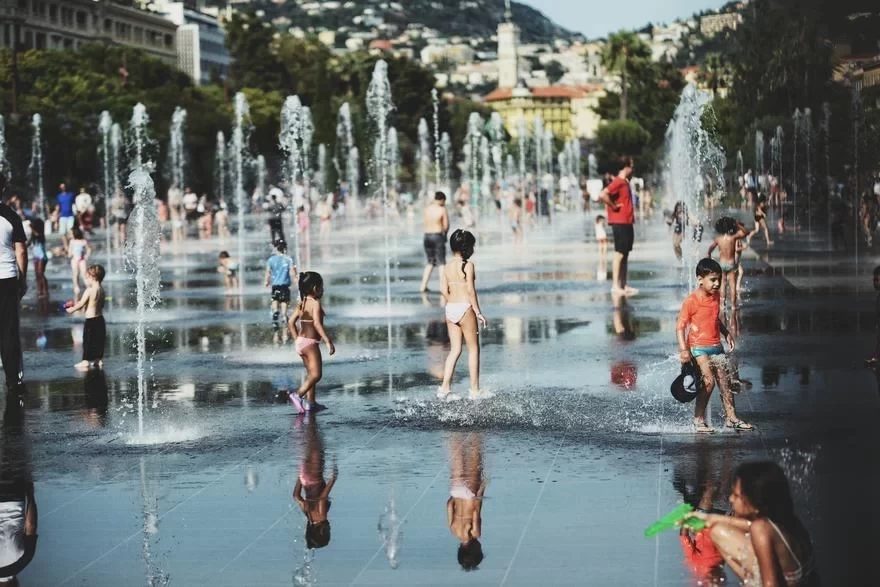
left=644, top=503, right=707, bottom=537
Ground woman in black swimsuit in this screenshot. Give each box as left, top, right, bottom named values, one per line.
left=747, top=195, right=773, bottom=247
left=667, top=201, right=686, bottom=260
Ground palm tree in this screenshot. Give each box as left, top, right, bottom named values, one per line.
left=600, top=31, right=650, bottom=120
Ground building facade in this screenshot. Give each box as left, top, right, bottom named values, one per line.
left=699, top=12, right=742, bottom=37
left=483, top=85, right=604, bottom=141
left=0, top=0, right=177, bottom=63
left=155, top=1, right=230, bottom=84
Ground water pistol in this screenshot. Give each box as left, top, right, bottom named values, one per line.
left=644, top=503, right=707, bottom=537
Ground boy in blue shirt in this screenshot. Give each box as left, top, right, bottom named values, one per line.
left=264, top=239, right=297, bottom=328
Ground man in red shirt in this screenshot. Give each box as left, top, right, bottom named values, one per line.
left=599, top=157, right=638, bottom=295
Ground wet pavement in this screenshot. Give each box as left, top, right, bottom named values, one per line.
left=6, top=211, right=879, bottom=585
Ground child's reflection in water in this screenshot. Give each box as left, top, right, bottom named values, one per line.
left=293, top=414, right=337, bottom=549
left=447, top=433, right=487, bottom=570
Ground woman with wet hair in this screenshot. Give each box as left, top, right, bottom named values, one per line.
left=684, top=461, right=816, bottom=586
left=438, top=229, right=488, bottom=399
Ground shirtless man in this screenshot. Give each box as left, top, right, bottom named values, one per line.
left=419, top=191, right=449, bottom=292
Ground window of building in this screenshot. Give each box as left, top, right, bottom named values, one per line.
left=134, top=27, right=143, bottom=43
left=35, top=2, right=45, bottom=18
left=17, top=0, right=28, bottom=15
left=164, top=34, right=172, bottom=48
left=48, top=3, right=57, bottom=23
left=35, top=32, right=45, bottom=49
left=76, top=11, right=86, bottom=30
left=63, top=37, right=73, bottom=49
left=23, top=29, right=32, bottom=50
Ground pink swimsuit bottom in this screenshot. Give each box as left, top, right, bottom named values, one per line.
left=295, top=336, right=319, bottom=357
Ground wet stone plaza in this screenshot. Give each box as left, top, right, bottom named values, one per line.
left=8, top=213, right=880, bottom=586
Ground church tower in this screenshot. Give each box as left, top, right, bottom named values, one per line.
left=497, top=0, right=520, bottom=88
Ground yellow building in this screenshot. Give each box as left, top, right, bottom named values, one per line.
left=483, top=85, right=605, bottom=140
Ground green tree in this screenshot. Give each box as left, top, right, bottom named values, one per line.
left=699, top=53, right=730, bottom=98
left=543, top=60, right=566, bottom=84
left=595, top=119, right=651, bottom=166
left=600, top=31, right=651, bottom=120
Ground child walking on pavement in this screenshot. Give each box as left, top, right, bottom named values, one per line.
left=677, top=258, right=753, bottom=433
left=265, top=240, right=297, bottom=329
left=67, top=264, right=106, bottom=371
left=288, top=272, right=335, bottom=413
left=707, top=217, right=749, bottom=309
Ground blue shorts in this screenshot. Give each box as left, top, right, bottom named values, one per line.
left=691, top=345, right=724, bottom=358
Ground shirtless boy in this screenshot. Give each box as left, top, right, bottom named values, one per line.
left=419, top=192, right=449, bottom=292
left=67, top=264, right=106, bottom=371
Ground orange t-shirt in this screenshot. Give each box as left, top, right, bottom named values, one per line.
left=677, top=291, right=721, bottom=347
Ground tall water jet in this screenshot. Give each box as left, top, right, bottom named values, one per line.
left=28, top=114, right=44, bottom=215
left=255, top=154, right=267, bottom=203
left=664, top=85, right=725, bottom=287
left=214, top=131, right=227, bottom=202
left=802, top=108, right=814, bottom=230
left=387, top=127, right=399, bottom=192
left=821, top=103, right=831, bottom=237
left=792, top=109, right=802, bottom=227
left=231, top=93, right=252, bottom=294
left=417, top=118, right=431, bottom=197
left=505, top=154, right=516, bottom=188
left=440, top=132, right=452, bottom=189
left=432, top=88, right=441, bottom=186
left=774, top=126, right=784, bottom=195
left=129, top=104, right=152, bottom=172
left=755, top=130, right=764, bottom=186
left=99, top=112, right=113, bottom=271
left=465, top=113, right=483, bottom=207
left=533, top=114, right=544, bottom=188
left=337, top=103, right=358, bottom=203
left=489, top=112, right=504, bottom=192
left=168, top=107, right=187, bottom=192
left=542, top=128, right=554, bottom=208
left=517, top=115, right=528, bottom=195
left=316, top=144, right=327, bottom=195
left=587, top=153, right=598, bottom=179
left=126, top=168, right=161, bottom=437
left=110, top=123, right=122, bottom=199
left=280, top=95, right=304, bottom=265
left=366, top=60, right=394, bottom=336
left=480, top=135, right=492, bottom=207
left=301, top=105, right=314, bottom=184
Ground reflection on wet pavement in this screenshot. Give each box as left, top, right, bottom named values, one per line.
left=5, top=217, right=878, bottom=585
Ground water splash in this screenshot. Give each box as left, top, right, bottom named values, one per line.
left=167, top=107, right=187, bottom=193
left=230, top=93, right=252, bottom=294
left=417, top=118, right=431, bottom=197
left=663, top=85, right=725, bottom=288
left=99, top=112, right=114, bottom=272
left=440, top=132, right=452, bottom=189
left=366, top=60, right=394, bottom=343
left=125, top=167, right=162, bottom=437
left=214, top=131, right=226, bottom=202
left=129, top=103, right=153, bottom=173
left=281, top=95, right=305, bottom=265
left=432, top=88, right=441, bottom=186
left=28, top=114, right=44, bottom=214
left=377, top=490, right=402, bottom=569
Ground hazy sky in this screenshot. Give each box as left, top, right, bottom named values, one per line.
left=521, top=0, right=730, bottom=39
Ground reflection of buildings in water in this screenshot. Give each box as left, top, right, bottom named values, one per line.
left=447, top=432, right=487, bottom=571
left=0, top=394, right=37, bottom=582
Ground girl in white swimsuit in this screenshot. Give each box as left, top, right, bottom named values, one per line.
left=438, top=229, right=488, bottom=399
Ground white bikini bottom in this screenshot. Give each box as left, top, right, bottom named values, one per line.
left=445, top=303, right=471, bottom=324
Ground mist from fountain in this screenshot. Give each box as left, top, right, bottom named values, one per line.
left=28, top=114, right=44, bottom=215
left=366, top=60, right=394, bottom=340
left=664, top=85, right=725, bottom=289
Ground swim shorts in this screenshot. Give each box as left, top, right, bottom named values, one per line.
left=690, top=345, right=724, bottom=358
left=610, top=223, right=634, bottom=254
left=423, top=232, right=447, bottom=267
left=271, top=285, right=291, bottom=303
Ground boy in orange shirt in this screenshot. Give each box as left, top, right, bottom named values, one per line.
left=677, top=258, right=753, bottom=433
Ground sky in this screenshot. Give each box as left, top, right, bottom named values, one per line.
left=521, top=0, right=730, bottom=39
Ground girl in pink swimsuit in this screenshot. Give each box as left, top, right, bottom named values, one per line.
left=288, top=272, right=335, bottom=413
left=438, top=229, right=488, bottom=400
